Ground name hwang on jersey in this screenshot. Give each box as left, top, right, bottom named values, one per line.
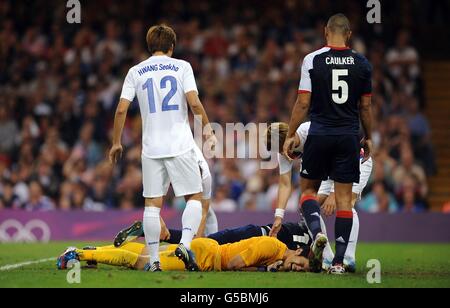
left=137, top=63, right=180, bottom=76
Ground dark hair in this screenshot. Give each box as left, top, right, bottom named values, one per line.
left=146, top=24, right=177, bottom=54
left=326, top=13, right=351, bottom=35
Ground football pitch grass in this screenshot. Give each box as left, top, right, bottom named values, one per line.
left=0, top=242, right=449, bottom=288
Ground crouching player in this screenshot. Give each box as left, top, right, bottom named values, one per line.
left=265, top=122, right=373, bottom=272
left=57, top=236, right=326, bottom=273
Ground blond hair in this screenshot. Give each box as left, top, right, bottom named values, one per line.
left=265, top=122, right=289, bottom=152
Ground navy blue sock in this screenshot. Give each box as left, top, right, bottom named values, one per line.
left=333, top=211, right=353, bottom=265
left=300, top=196, right=322, bottom=239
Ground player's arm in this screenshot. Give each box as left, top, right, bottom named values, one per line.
left=360, top=61, right=374, bottom=163
left=284, top=55, right=312, bottom=158
left=186, top=91, right=217, bottom=146
left=109, top=98, right=131, bottom=164
left=195, top=201, right=209, bottom=238
left=110, top=68, right=136, bottom=164
left=360, top=95, right=373, bottom=163
left=226, top=255, right=262, bottom=272
left=269, top=171, right=292, bottom=237
left=284, top=94, right=311, bottom=158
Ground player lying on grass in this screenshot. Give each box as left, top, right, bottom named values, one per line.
left=115, top=217, right=315, bottom=256
left=266, top=121, right=373, bottom=272
left=57, top=236, right=327, bottom=273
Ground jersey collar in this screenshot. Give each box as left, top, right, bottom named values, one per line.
left=325, top=45, right=351, bottom=50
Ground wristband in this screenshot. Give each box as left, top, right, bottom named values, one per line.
left=275, top=208, right=285, bottom=219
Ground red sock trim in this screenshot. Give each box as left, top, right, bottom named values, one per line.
left=300, top=195, right=318, bottom=206
left=336, top=211, right=353, bottom=219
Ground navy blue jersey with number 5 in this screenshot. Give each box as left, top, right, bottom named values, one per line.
left=298, top=46, right=372, bottom=136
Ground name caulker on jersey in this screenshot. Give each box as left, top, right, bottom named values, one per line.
left=325, top=56, right=355, bottom=65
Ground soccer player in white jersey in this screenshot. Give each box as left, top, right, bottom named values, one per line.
left=109, top=25, right=216, bottom=272
left=265, top=122, right=373, bottom=272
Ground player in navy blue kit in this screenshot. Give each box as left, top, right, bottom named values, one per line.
left=283, top=14, right=373, bottom=274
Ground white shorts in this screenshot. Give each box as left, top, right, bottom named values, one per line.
left=317, top=157, right=373, bottom=200
left=142, top=149, right=203, bottom=198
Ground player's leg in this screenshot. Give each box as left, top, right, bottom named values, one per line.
left=142, top=156, right=170, bottom=271
left=205, top=206, right=218, bottom=236
left=166, top=149, right=203, bottom=271
left=332, top=182, right=353, bottom=269
left=317, top=180, right=336, bottom=267
left=300, top=178, right=324, bottom=239
left=299, top=135, right=329, bottom=240
left=329, top=135, right=360, bottom=274
left=196, top=146, right=216, bottom=237
left=77, top=248, right=140, bottom=268
left=344, top=157, right=372, bottom=271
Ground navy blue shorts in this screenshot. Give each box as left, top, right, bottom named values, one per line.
left=301, top=135, right=360, bottom=184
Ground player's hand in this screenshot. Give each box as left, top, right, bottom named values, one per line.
left=362, top=139, right=373, bottom=164
left=160, top=224, right=171, bottom=241
left=283, top=137, right=296, bottom=161
left=267, top=260, right=283, bottom=272
left=109, top=144, right=123, bottom=164
left=269, top=217, right=283, bottom=237
left=321, top=194, right=336, bottom=217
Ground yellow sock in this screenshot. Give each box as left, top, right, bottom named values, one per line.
left=95, top=242, right=145, bottom=254
left=77, top=249, right=139, bottom=268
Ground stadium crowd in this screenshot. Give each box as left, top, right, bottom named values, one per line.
left=0, top=0, right=437, bottom=213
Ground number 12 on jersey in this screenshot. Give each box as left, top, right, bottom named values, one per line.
left=143, top=76, right=179, bottom=113
left=332, top=69, right=349, bottom=104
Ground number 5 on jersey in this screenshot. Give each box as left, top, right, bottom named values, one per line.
left=143, top=76, right=179, bottom=113
left=332, top=69, right=349, bottom=104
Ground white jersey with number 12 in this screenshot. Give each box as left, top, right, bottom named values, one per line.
left=120, top=55, right=197, bottom=159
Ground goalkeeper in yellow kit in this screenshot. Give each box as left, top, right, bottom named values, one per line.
left=57, top=236, right=326, bottom=272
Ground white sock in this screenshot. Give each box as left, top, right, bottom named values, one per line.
left=320, top=215, right=335, bottom=263
left=180, top=200, right=202, bottom=249
left=344, top=208, right=360, bottom=264
left=143, top=206, right=161, bottom=264
left=204, top=206, right=218, bottom=236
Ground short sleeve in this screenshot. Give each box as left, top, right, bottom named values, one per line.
left=182, top=62, right=198, bottom=94
left=298, top=55, right=313, bottom=93
left=296, top=122, right=310, bottom=149
left=120, top=69, right=136, bottom=102
left=278, top=154, right=293, bottom=175
left=361, top=61, right=373, bottom=97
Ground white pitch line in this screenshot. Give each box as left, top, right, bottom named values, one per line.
left=0, top=258, right=56, bottom=271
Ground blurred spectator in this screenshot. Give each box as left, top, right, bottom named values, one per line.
left=0, top=180, right=21, bottom=209
left=211, top=186, right=237, bottom=212
left=0, top=105, right=18, bottom=155
left=358, top=181, right=399, bottom=213
left=23, top=181, right=55, bottom=211
left=0, top=0, right=437, bottom=212
left=393, top=145, right=428, bottom=200
left=386, top=30, right=420, bottom=80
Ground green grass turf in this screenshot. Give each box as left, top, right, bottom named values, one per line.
left=0, top=242, right=449, bottom=288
